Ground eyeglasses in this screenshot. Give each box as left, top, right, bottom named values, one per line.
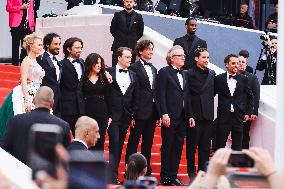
left=173, top=54, right=186, bottom=57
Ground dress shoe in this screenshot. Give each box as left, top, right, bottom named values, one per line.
left=112, top=179, right=121, bottom=185
left=160, top=177, right=174, bottom=186
left=171, top=178, right=186, bottom=186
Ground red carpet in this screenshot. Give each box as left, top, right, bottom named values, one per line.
left=0, top=65, right=271, bottom=188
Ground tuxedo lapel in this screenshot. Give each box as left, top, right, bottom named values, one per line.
left=44, top=52, right=55, bottom=69
left=233, top=74, right=241, bottom=97
left=110, top=67, right=123, bottom=95
left=200, top=71, right=214, bottom=92
left=125, top=70, right=135, bottom=94
left=221, top=73, right=231, bottom=96
left=66, top=59, right=79, bottom=82
left=151, top=66, right=156, bottom=91
left=169, top=67, right=182, bottom=90
left=182, top=71, right=187, bottom=90
left=138, top=61, right=151, bottom=90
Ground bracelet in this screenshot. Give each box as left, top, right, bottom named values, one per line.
left=265, top=170, right=277, bottom=178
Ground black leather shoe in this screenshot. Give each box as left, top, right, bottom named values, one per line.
left=160, top=178, right=173, bottom=186
left=112, top=179, right=121, bottom=185
left=172, top=178, right=186, bottom=186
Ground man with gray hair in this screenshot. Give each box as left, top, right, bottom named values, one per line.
left=2, top=86, right=71, bottom=165
left=158, top=45, right=195, bottom=186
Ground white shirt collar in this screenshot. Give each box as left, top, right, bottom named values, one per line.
left=227, top=71, right=237, bottom=79
left=116, top=64, right=128, bottom=71
left=72, top=139, right=88, bottom=149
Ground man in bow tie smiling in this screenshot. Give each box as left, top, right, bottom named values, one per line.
left=106, top=47, right=139, bottom=184
left=214, top=54, right=253, bottom=151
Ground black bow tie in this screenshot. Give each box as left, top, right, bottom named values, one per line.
left=72, top=59, right=80, bottom=63
left=175, top=69, right=183, bottom=74
left=119, top=69, right=128, bottom=73
left=52, top=56, right=58, bottom=62
left=229, top=74, right=237, bottom=79
left=144, top=62, right=152, bottom=66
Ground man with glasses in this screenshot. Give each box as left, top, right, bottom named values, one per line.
left=158, top=45, right=195, bottom=186
left=238, top=54, right=260, bottom=149
left=173, top=17, right=207, bottom=69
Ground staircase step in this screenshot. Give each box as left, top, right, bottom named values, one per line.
left=0, top=79, right=19, bottom=89
left=0, top=71, right=20, bottom=81
left=0, top=65, right=20, bottom=73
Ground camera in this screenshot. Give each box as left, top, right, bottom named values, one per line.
left=228, top=151, right=254, bottom=168
left=260, top=34, right=270, bottom=41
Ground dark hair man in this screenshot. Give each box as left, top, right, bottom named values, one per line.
left=238, top=49, right=253, bottom=74
left=186, top=48, right=215, bottom=180
left=214, top=54, right=253, bottom=150
left=38, top=33, right=61, bottom=116
left=106, top=47, right=139, bottom=184
left=2, top=86, right=71, bottom=164
left=173, top=17, right=207, bottom=69
left=60, top=37, right=85, bottom=136
left=158, top=45, right=195, bottom=186
left=266, top=3, right=278, bottom=33
left=125, top=40, right=160, bottom=176
left=110, top=0, right=144, bottom=66
left=237, top=55, right=260, bottom=149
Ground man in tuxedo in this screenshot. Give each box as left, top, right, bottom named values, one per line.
left=215, top=54, right=253, bottom=151
left=68, top=116, right=100, bottom=151
left=38, top=33, right=62, bottom=116
left=2, top=86, right=70, bottom=165
left=158, top=45, right=195, bottom=186
left=110, top=0, right=144, bottom=66
left=173, top=17, right=207, bottom=69
left=60, top=37, right=85, bottom=136
left=186, top=48, right=215, bottom=179
left=106, top=47, right=139, bottom=184
left=125, top=40, right=160, bottom=176
left=238, top=55, right=260, bottom=149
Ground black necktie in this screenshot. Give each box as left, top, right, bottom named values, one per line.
left=119, top=69, right=128, bottom=73
left=52, top=56, right=58, bottom=62
left=144, top=62, right=152, bottom=66
left=72, top=59, right=79, bottom=63
left=176, top=69, right=183, bottom=74
left=229, top=74, right=237, bottom=79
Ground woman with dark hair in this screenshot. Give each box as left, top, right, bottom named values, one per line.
left=125, top=153, right=147, bottom=180
left=83, top=53, right=111, bottom=151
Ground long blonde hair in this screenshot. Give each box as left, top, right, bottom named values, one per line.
left=22, top=33, right=43, bottom=52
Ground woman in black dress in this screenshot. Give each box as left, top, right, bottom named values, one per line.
left=83, top=53, right=111, bottom=151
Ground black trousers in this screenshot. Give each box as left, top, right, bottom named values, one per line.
left=186, top=120, right=212, bottom=173
left=242, top=121, right=252, bottom=149
left=61, top=114, right=80, bottom=137
left=107, top=119, right=129, bottom=181
left=216, top=112, right=243, bottom=151
left=10, top=25, right=31, bottom=66
left=160, top=118, right=186, bottom=180
left=125, top=106, right=157, bottom=173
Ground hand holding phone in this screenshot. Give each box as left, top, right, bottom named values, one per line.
left=228, top=151, right=254, bottom=168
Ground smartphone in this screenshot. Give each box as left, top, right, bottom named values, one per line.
left=68, top=150, right=107, bottom=189
left=228, top=151, right=254, bottom=167
left=28, top=123, right=63, bottom=179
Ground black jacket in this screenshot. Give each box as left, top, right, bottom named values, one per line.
left=59, top=58, right=85, bottom=116
left=129, top=60, right=160, bottom=120
left=173, top=34, right=207, bottom=69
left=2, top=108, right=70, bottom=165
left=110, top=10, right=144, bottom=52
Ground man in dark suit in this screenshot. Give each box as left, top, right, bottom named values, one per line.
left=68, top=116, right=100, bottom=151
left=158, top=45, right=195, bottom=186
left=60, top=37, right=85, bottom=136
left=2, top=86, right=71, bottom=165
left=106, top=47, right=139, bottom=184
left=173, top=17, right=207, bottom=69
left=215, top=54, right=253, bottom=151
left=186, top=48, right=215, bottom=179
left=238, top=55, right=260, bottom=149
left=110, top=0, right=144, bottom=66
left=125, top=40, right=160, bottom=176
left=38, top=33, right=62, bottom=116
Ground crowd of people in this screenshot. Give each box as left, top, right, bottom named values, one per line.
left=1, top=0, right=281, bottom=188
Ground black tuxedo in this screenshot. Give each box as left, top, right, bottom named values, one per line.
left=68, top=140, right=88, bottom=151
left=241, top=71, right=260, bottom=149
left=157, top=65, right=192, bottom=181
left=106, top=66, right=138, bottom=181
left=59, top=58, right=85, bottom=135
left=110, top=10, right=144, bottom=65
left=125, top=60, right=159, bottom=174
left=173, top=34, right=207, bottom=69
left=2, top=108, right=70, bottom=165
left=186, top=67, right=215, bottom=173
left=38, top=52, right=62, bottom=116
left=215, top=72, right=253, bottom=150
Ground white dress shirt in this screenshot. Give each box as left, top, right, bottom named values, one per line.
left=47, top=52, right=60, bottom=81
left=172, top=65, right=183, bottom=90
left=116, top=64, right=131, bottom=95
left=68, top=57, right=83, bottom=80
left=227, top=72, right=237, bottom=112
left=141, top=59, right=153, bottom=89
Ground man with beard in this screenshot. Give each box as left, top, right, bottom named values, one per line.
left=38, top=33, right=62, bottom=116
left=173, top=17, right=207, bottom=69
left=110, top=0, right=144, bottom=66
left=60, top=37, right=85, bottom=136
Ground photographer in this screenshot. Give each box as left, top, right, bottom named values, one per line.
left=256, top=35, right=277, bottom=85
